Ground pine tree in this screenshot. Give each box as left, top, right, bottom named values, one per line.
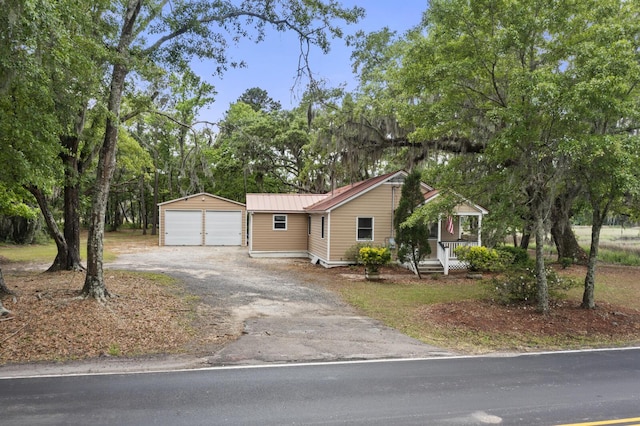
left=394, top=170, right=431, bottom=278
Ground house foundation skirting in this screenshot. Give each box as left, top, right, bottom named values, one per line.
left=249, top=250, right=353, bottom=269
left=248, top=250, right=309, bottom=258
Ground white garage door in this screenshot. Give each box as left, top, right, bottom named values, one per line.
left=165, top=210, right=202, bottom=245
left=205, top=211, right=242, bottom=246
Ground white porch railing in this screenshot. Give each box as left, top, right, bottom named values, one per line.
left=440, top=241, right=479, bottom=259
left=437, top=241, right=479, bottom=274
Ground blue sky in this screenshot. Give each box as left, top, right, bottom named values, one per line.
left=194, top=1, right=428, bottom=124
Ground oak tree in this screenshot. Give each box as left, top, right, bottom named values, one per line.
left=83, top=0, right=364, bottom=300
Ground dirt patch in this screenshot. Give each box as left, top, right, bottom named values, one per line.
left=420, top=300, right=640, bottom=339
left=0, top=270, right=235, bottom=365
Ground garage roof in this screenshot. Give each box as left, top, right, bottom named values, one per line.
left=158, top=192, right=245, bottom=207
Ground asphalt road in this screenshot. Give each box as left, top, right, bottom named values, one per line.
left=2, top=348, right=639, bottom=425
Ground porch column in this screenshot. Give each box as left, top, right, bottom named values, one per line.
left=478, top=214, right=482, bottom=247
left=443, top=246, right=449, bottom=275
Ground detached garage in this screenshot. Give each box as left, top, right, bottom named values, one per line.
left=158, top=193, right=246, bottom=246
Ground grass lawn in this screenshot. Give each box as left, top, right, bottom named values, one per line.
left=317, top=254, right=640, bottom=354
left=0, top=229, right=157, bottom=264
left=331, top=276, right=485, bottom=340
left=573, top=225, right=640, bottom=266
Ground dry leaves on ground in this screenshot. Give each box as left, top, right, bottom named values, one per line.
left=420, top=299, right=640, bottom=336
left=0, top=270, right=196, bottom=364
left=418, top=299, right=640, bottom=352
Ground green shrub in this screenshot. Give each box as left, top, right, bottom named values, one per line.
left=359, top=246, right=392, bottom=273
left=495, top=245, right=531, bottom=267
left=559, top=257, right=573, bottom=269
left=345, top=242, right=372, bottom=265
left=487, top=266, right=580, bottom=305
left=454, top=245, right=505, bottom=272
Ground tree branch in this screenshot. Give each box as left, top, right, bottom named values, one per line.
left=143, top=10, right=305, bottom=56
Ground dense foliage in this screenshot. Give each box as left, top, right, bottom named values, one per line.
left=2, top=0, right=639, bottom=312
left=394, top=170, right=431, bottom=278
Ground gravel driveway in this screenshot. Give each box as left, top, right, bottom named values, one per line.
left=109, top=246, right=453, bottom=365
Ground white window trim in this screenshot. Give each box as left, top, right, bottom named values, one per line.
left=356, top=216, right=374, bottom=242
left=273, top=214, right=287, bottom=231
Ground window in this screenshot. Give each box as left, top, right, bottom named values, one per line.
left=321, top=216, right=325, bottom=239
left=357, top=217, right=373, bottom=241
left=273, top=214, right=287, bottom=230
left=308, top=216, right=311, bottom=235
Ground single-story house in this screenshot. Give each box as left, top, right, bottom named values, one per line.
left=158, top=193, right=246, bottom=246
left=246, top=170, right=488, bottom=274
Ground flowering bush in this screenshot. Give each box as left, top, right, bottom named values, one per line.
left=487, top=266, right=580, bottom=305
left=359, top=246, right=391, bottom=273
left=345, top=242, right=371, bottom=265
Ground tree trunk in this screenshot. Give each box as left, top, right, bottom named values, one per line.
left=0, top=267, right=14, bottom=316
left=582, top=207, right=605, bottom=309
left=140, top=173, right=147, bottom=235
left=0, top=267, right=14, bottom=296
left=82, top=76, right=123, bottom=299
left=534, top=215, right=549, bottom=315
left=151, top=166, right=159, bottom=236
left=31, top=181, right=83, bottom=270
left=32, top=133, right=85, bottom=272
left=412, top=248, right=422, bottom=280
left=63, top=179, right=84, bottom=270
left=550, top=219, right=587, bottom=265
left=61, top=134, right=84, bottom=271
left=83, top=0, right=142, bottom=300
left=26, top=186, right=72, bottom=272
left=550, top=192, right=587, bottom=264
left=0, top=299, right=9, bottom=316
left=110, top=191, right=121, bottom=232
left=519, top=219, right=532, bottom=249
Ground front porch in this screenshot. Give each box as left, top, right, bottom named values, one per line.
left=405, top=212, right=485, bottom=276
left=405, top=240, right=479, bottom=275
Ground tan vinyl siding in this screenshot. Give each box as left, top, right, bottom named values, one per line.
left=328, top=183, right=399, bottom=262
left=308, top=213, right=328, bottom=259
left=159, top=194, right=246, bottom=246
left=250, top=213, right=308, bottom=251
left=454, top=202, right=480, bottom=214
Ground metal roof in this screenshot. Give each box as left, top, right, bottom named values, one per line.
left=246, top=193, right=328, bottom=212
left=304, top=171, right=406, bottom=212
left=157, top=192, right=245, bottom=207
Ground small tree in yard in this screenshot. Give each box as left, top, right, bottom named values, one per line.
left=359, top=246, right=391, bottom=278
left=394, top=170, right=431, bottom=278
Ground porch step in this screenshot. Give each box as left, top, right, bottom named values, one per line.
left=418, top=265, right=445, bottom=274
